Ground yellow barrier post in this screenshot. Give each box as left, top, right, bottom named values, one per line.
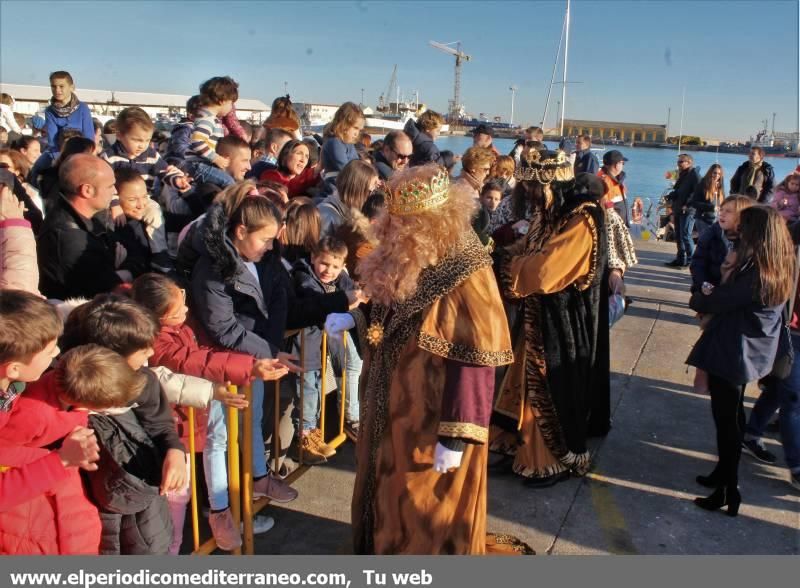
left=319, top=331, right=328, bottom=437
left=327, top=332, right=347, bottom=449
left=272, top=380, right=281, bottom=476
left=187, top=407, right=200, bottom=553
left=298, top=330, right=305, bottom=466
left=227, top=384, right=241, bottom=555
left=241, top=384, right=254, bottom=555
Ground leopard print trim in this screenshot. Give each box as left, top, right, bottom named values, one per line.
left=518, top=199, right=600, bottom=475
left=356, top=231, right=492, bottom=554
left=417, top=332, right=513, bottom=367
left=438, top=421, right=489, bottom=443
left=606, top=208, right=638, bottom=272
left=487, top=533, right=537, bottom=555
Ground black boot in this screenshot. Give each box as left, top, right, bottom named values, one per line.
left=694, top=486, right=741, bottom=517
left=665, top=258, right=685, bottom=267
left=696, top=467, right=722, bottom=488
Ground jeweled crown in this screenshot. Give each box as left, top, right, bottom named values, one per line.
left=386, top=166, right=450, bottom=215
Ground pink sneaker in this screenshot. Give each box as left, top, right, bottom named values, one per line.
left=209, top=509, right=242, bottom=552
left=253, top=474, right=298, bottom=503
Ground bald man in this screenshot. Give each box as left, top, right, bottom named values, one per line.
left=37, top=153, right=131, bottom=299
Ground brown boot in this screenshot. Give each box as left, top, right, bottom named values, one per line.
left=299, top=432, right=328, bottom=465
left=310, top=428, right=337, bottom=458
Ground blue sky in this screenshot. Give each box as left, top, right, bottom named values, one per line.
left=1, top=0, right=797, bottom=140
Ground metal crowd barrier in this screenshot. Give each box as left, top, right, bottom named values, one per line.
left=187, top=330, right=351, bottom=555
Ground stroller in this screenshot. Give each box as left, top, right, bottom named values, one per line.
left=629, top=190, right=673, bottom=241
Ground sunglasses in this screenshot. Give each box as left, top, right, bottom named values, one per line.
left=389, top=146, right=412, bottom=160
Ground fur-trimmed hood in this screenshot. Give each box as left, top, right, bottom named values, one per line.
left=198, top=203, right=243, bottom=285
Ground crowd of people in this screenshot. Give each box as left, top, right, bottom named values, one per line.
left=0, top=70, right=798, bottom=556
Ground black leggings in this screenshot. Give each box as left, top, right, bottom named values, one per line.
left=708, top=373, right=746, bottom=487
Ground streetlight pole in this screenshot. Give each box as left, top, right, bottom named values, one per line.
left=361, top=88, right=365, bottom=107
left=284, top=81, right=288, bottom=95
left=509, top=85, right=517, bottom=126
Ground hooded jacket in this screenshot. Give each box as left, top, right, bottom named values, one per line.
left=404, top=118, right=444, bottom=167
left=689, top=222, right=731, bottom=293
left=185, top=204, right=351, bottom=359
left=190, top=203, right=289, bottom=359
left=292, top=258, right=356, bottom=370
left=86, top=407, right=172, bottom=555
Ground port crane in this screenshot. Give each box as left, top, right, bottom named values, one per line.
left=429, top=41, right=471, bottom=123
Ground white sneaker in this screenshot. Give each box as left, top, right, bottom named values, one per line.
left=240, top=515, right=275, bottom=535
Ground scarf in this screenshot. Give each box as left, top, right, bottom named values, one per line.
left=48, top=94, right=81, bottom=118
left=745, top=162, right=764, bottom=193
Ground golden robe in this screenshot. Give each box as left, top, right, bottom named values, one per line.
left=351, top=234, right=514, bottom=555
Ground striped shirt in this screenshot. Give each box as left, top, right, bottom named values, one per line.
left=101, top=142, right=184, bottom=194
left=187, top=108, right=223, bottom=164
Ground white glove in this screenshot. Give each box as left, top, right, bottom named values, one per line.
left=324, top=313, right=355, bottom=338
left=433, top=442, right=463, bottom=473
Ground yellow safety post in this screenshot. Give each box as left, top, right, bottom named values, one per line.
left=328, top=332, right=347, bottom=449
left=272, top=380, right=281, bottom=476
left=241, top=384, right=254, bottom=555
left=227, top=384, right=241, bottom=555
left=320, top=331, right=328, bottom=437
left=298, top=330, right=305, bottom=466
left=187, top=407, right=200, bottom=552
left=319, top=332, right=347, bottom=450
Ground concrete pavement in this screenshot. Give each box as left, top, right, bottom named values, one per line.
left=241, top=238, right=799, bottom=555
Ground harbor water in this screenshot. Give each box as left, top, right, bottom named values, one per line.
left=435, top=135, right=799, bottom=215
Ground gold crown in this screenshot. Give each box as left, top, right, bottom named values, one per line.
left=386, top=166, right=450, bottom=215
left=514, top=149, right=574, bottom=184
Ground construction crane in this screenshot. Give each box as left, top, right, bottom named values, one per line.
left=378, top=65, right=398, bottom=114
left=429, top=41, right=471, bottom=123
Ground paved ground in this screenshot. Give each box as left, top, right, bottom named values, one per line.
left=202, top=238, right=800, bottom=555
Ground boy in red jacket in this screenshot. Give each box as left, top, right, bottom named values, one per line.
left=0, top=291, right=102, bottom=554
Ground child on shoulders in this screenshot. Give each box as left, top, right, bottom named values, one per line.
left=186, top=77, right=239, bottom=190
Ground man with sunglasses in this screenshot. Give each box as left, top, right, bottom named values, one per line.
left=373, top=130, right=413, bottom=181
left=664, top=153, right=701, bottom=267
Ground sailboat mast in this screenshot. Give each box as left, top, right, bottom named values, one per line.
left=677, top=86, right=685, bottom=152
left=558, top=0, right=571, bottom=136
left=540, top=8, right=566, bottom=128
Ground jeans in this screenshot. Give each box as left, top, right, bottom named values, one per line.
left=746, top=333, right=800, bottom=472
left=294, top=332, right=362, bottom=432
left=203, top=380, right=267, bottom=511
left=189, top=161, right=235, bottom=189
left=708, top=373, right=746, bottom=487
left=298, top=369, right=322, bottom=433
left=675, top=208, right=696, bottom=263
left=327, top=332, right=362, bottom=424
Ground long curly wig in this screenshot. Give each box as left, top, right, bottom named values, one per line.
left=357, top=164, right=477, bottom=306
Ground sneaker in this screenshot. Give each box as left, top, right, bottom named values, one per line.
left=299, top=434, right=328, bottom=465
left=790, top=472, right=800, bottom=492
left=241, top=515, right=275, bottom=535
left=253, top=473, right=299, bottom=503
left=309, top=428, right=337, bottom=458
left=742, top=438, right=777, bottom=464
left=209, top=509, right=242, bottom=551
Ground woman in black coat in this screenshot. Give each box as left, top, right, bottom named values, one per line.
left=687, top=206, right=794, bottom=515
